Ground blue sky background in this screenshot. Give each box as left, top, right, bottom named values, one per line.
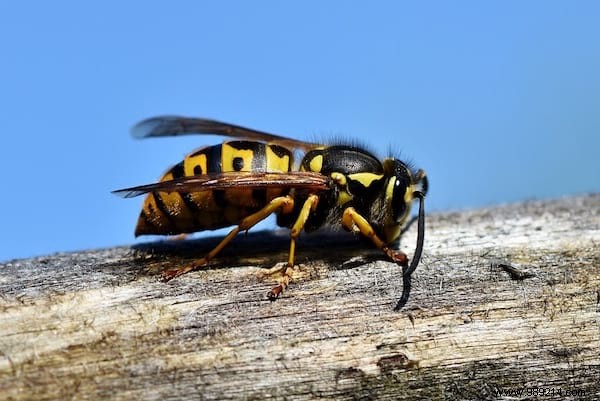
left=1, top=1, right=598, bottom=261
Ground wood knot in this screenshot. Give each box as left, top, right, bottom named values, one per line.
left=377, top=353, right=419, bottom=372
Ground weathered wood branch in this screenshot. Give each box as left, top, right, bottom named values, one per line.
left=1, top=194, right=599, bottom=400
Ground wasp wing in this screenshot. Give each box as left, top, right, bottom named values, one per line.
left=131, top=116, right=317, bottom=151
left=113, top=171, right=330, bottom=199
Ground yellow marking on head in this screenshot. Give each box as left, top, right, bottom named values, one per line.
left=381, top=178, right=403, bottom=242
left=384, top=178, right=416, bottom=230
left=405, top=184, right=417, bottom=204
left=385, top=177, right=396, bottom=202
left=184, top=153, right=208, bottom=176
left=393, top=185, right=416, bottom=227
left=266, top=145, right=291, bottom=172
left=348, top=173, right=384, bottom=187
left=309, top=154, right=323, bottom=172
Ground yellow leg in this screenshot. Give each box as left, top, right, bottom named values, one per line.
left=267, top=194, right=319, bottom=300
left=162, top=195, right=295, bottom=281
left=341, top=207, right=408, bottom=266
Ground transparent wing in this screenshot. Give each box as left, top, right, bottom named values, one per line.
left=113, top=171, right=330, bottom=198
left=131, top=116, right=317, bottom=151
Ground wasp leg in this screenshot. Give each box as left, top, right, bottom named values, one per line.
left=266, top=265, right=295, bottom=300
left=267, top=194, right=319, bottom=300
left=341, top=207, right=408, bottom=266
left=162, top=195, right=295, bottom=281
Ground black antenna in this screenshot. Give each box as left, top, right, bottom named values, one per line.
left=394, top=190, right=425, bottom=311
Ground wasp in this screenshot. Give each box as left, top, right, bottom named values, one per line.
left=113, top=116, right=428, bottom=310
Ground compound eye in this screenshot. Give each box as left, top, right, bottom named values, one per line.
left=392, top=177, right=408, bottom=221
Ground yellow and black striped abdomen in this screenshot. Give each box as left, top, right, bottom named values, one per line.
left=135, top=141, right=293, bottom=236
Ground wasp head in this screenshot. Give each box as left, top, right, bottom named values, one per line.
left=381, top=159, right=428, bottom=243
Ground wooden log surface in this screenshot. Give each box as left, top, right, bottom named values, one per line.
left=1, top=194, right=599, bottom=400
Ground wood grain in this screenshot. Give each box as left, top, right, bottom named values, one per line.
left=1, top=194, right=599, bottom=400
